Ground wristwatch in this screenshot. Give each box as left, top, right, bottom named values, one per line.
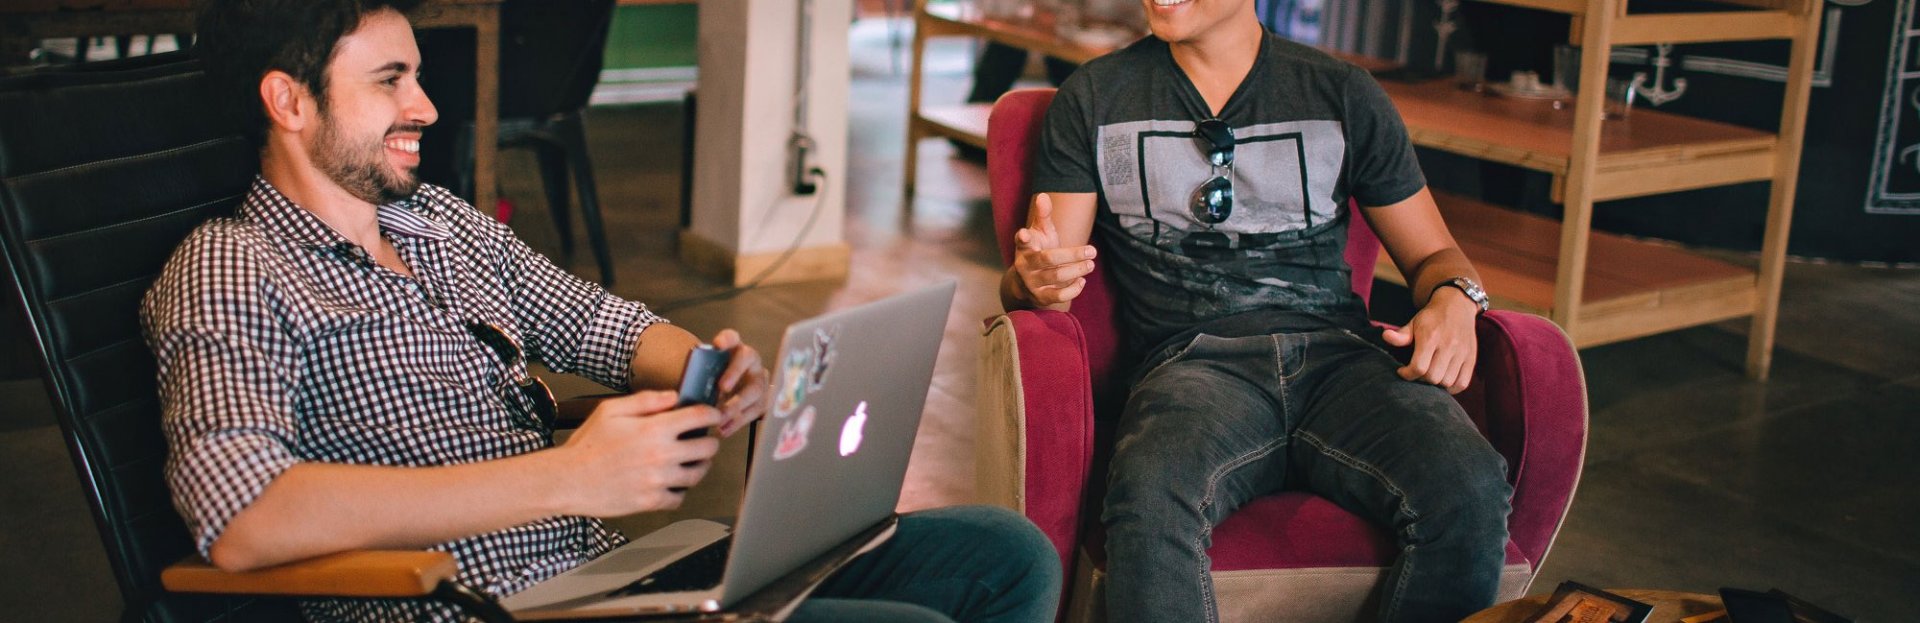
left=1433, top=277, right=1490, bottom=313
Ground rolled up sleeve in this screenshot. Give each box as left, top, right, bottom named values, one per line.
left=145, top=270, right=302, bottom=558
left=495, top=226, right=664, bottom=391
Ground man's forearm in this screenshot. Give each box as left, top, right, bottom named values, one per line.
left=1406, top=247, right=1481, bottom=309
left=210, top=450, right=572, bottom=571
left=629, top=323, right=702, bottom=391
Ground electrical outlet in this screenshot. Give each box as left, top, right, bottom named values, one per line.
left=789, top=134, right=817, bottom=196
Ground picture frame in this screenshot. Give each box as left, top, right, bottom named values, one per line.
left=1526, top=581, right=1655, bottom=623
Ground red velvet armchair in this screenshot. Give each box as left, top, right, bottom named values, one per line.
left=974, top=88, right=1590, bottom=622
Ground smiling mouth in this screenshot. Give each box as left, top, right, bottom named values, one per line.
left=384, top=137, right=420, bottom=155
left=1152, top=0, right=1191, bottom=6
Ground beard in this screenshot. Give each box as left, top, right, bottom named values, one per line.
left=312, top=108, right=422, bottom=206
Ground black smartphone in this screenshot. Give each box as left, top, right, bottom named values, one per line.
left=1720, top=588, right=1795, bottom=623
left=1768, top=589, right=1851, bottom=623
left=670, top=346, right=731, bottom=491
left=674, top=345, right=731, bottom=442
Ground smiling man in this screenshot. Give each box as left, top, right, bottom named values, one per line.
left=146, top=1, right=1057, bottom=621
left=1001, top=0, right=1513, bottom=621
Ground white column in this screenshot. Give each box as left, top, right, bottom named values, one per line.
left=684, top=0, right=852, bottom=285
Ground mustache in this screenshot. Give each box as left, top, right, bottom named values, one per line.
left=385, top=124, right=427, bottom=136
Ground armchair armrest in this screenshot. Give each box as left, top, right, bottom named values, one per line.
left=978, top=309, right=1097, bottom=579
left=1465, top=310, right=1588, bottom=572
left=161, top=550, right=456, bottom=598
left=555, top=393, right=619, bottom=429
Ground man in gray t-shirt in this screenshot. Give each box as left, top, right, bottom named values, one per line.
left=1031, top=26, right=1424, bottom=361
left=1000, top=1, right=1512, bottom=621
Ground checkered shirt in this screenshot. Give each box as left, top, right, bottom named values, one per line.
left=142, top=177, right=664, bottom=621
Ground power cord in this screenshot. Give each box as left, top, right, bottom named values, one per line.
left=656, top=0, right=826, bottom=314
left=655, top=166, right=829, bottom=314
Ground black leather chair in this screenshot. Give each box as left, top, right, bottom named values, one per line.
left=456, top=0, right=620, bottom=286
left=0, top=52, right=509, bottom=623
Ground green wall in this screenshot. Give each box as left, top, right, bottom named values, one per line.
left=603, top=4, right=699, bottom=71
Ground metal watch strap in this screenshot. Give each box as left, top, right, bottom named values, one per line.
left=1433, top=277, right=1490, bottom=313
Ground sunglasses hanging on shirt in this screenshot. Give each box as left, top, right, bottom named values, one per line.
left=1181, top=117, right=1239, bottom=255
left=466, top=321, right=557, bottom=432
left=1190, top=118, right=1236, bottom=226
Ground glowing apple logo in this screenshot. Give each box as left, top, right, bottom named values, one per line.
left=839, top=401, right=868, bottom=457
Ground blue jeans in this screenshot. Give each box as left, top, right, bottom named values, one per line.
left=1102, top=329, right=1512, bottom=623
left=788, top=505, right=1062, bottom=623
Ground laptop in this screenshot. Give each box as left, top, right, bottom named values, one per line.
left=502, top=280, right=958, bottom=619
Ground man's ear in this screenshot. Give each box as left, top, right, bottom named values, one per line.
left=259, top=70, right=314, bottom=134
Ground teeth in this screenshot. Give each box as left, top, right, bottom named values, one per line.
left=1153, top=0, right=1188, bottom=5
left=386, top=138, right=420, bottom=154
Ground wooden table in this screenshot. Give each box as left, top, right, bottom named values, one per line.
left=1464, top=588, right=1725, bottom=623
left=0, top=0, right=505, bottom=215
left=903, top=1, right=1122, bottom=201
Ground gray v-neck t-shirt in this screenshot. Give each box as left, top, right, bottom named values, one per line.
left=1032, top=31, right=1426, bottom=361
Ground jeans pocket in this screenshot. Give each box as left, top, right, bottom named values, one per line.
left=1130, top=332, right=1211, bottom=388
left=1337, top=326, right=1399, bottom=359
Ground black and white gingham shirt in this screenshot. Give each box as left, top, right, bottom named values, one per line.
left=143, top=177, right=663, bottom=621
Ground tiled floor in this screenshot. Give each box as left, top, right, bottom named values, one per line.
left=3, top=18, right=1916, bottom=621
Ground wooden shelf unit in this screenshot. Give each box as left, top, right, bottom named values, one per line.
left=918, top=103, right=994, bottom=151
left=904, top=2, right=1113, bottom=199
left=903, top=0, right=1822, bottom=379
left=1375, top=193, right=1758, bottom=347
left=1450, top=0, right=1823, bottom=379
left=1381, top=78, right=1779, bottom=202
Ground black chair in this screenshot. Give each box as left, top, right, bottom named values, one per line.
left=0, top=53, right=511, bottom=623
left=456, top=0, right=619, bottom=286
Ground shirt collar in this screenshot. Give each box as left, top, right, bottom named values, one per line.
left=239, top=175, right=451, bottom=248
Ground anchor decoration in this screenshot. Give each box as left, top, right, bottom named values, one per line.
left=1897, top=87, right=1920, bottom=175
left=1633, top=43, right=1689, bottom=106
left=1433, top=0, right=1460, bottom=71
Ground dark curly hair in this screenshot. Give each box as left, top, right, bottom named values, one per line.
left=195, top=0, right=424, bottom=146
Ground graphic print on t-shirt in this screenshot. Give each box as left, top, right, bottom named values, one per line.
left=1095, top=118, right=1347, bottom=250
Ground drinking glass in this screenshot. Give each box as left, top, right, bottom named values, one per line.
left=1605, top=74, right=1640, bottom=120
left=1455, top=50, right=1488, bottom=90
left=1553, top=44, right=1580, bottom=94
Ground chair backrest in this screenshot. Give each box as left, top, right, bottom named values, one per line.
left=0, top=54, right=290, bottom=622
left=988, top=88, right=1383, bottom=413
left=498, top=0, right=618, bottom=118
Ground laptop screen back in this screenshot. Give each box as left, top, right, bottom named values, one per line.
left=715, top=280, right=956, bottom=604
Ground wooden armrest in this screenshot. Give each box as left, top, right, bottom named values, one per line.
left=555, top=393, right=622, bottom=429
left=161, top=550, right=457, bottom=598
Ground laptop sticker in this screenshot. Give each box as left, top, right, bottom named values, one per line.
left=773, top=405, right=815, bottom=460
left=807, top=327, right=837, bottom=392
left=773, top=347, right=813, bottom=419
left=839, top=401, right=868, bottom=457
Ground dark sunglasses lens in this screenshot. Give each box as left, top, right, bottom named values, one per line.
left=1197, top=119, right=1234, bottom=166
left=466, top=323, right=517, bottom=364
left=1190, top=176, right=1233, bottom=224
left=525, top=378, right=557, bottom=428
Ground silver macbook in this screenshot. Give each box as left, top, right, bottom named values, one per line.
left=502, top=280, right=957, bottom=619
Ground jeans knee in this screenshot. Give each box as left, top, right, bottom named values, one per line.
left=1101, top=469, right=1207, bottom=538
left=1410, top=450, right=1512, bottom=541
left=927, top=505, right=1062, bottom=592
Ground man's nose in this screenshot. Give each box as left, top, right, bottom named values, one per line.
left=407, top=82, right=439, bottom=127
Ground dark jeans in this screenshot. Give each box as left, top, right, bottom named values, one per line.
left=1102, top=328, right=1512, bottom=623
left=788, top=505, right=1062, bottom=623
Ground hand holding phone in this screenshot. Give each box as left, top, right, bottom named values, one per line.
left=675, top=345, right=732, bottom=436
left=668, top=345, right=731, bottom=492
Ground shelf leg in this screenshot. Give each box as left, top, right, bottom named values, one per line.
left=903, top=3, right=928, bottom=210
left=1553, top=0, right=1621, bottom=339
left=1746, top=1, right=1824, bottom=381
